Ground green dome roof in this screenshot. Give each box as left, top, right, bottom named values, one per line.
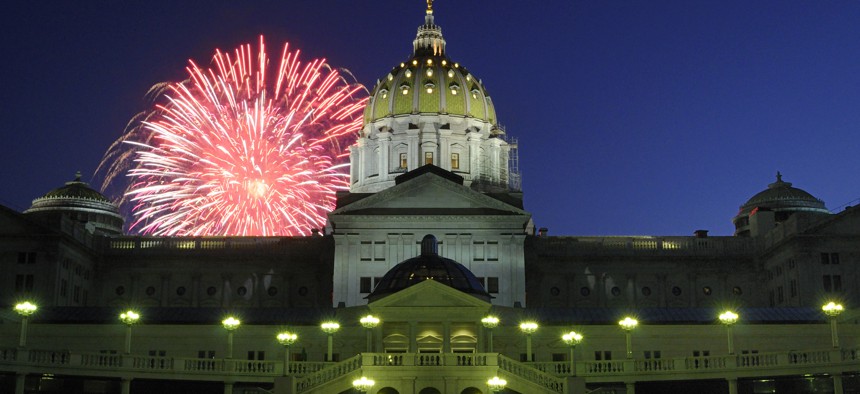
left=40, top=173, right=111, bottom=203
left=739, top=173, right=827, bottom=212
left=362, top=9, right=496, bottom=127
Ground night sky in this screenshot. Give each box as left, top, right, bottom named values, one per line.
left=2, top=1, right=859, bottom=236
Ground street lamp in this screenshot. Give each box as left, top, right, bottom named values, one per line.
left=14, top=302, right=37, bottom=347
left=618, top=317, right=638, bottom=359
left=519, top=321, right=538, bottom=362
left=352, top=376, right=375, bottom=392
left=222, top=316, right=241, bottom=359
left=822, top=301, right=844, bottom=348
left=718, top=311, right=739, bottom=355
left=321, top=321, right=340, bottom=362
left=276, top=331, right=298, bottom=376
left=482, top=316, right=500, bottom=352
left=562, top=331, right=583, bottom=375
left=359, top=315, right=380, bottom=353
left=119, top=310, right=140, bottom=354
left=487, top=376, right=507, bottom=392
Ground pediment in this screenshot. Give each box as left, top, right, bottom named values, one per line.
left=369, top=280, right=491, bottom=312
left=331, top=172, right=527, bottom=216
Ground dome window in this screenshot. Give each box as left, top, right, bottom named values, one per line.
left=379, top=89, right=388, bottom=99
left=466, top=74, right=472, bottom=81
left=400, top=62, right=406, bottom=68
left=449, top=84, right=460, bottom=95
left=405, top=69, right=413, bottom=78
left=424, top=82, right=435, bottom=94
left=426, top=58, right=433, bottom=65
left=454, top=62, right=459, bottom=68
left=400, top=84, right=410, bottom=95
left=441, top=60, right=447, bottom=66
left=471, top=88, right=480, bottom=99
left=412, top=59, right=418, bottom=66
left=447, top=69, right=455, bottom=78
left=426, top=68, right=434, bottom=77
left=387, top=74, right=393, bottom=81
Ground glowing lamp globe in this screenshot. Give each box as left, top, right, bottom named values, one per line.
left=719, top=311, right=739, bottom=326
left=487, top=376, right=507, bottom=391
left=222, top=317, right=241, bottom=331
left=276, top=332, right=298, bottom=346
left=519, top=321, right=538, bottom=334
left=119, top=310, right=140, bottom=326
left=14, top=302, right=38, bottom=317
left=823, top=302, right=844, bottom=317
left=562, top=331, right=584, bottom=346
left=481, top=316, right=500, bottom=329
left=360, top=315, right=380, bottom=328
left=352, top=376, right=375, bottom=392
left=619, top=317, right=638, bottom=331
left=321, top=321, right=340, bottom=334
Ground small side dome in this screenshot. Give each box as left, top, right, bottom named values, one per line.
left=25, top=172, right=124, bottom=235
left=733, top=172, right=830, bottom=236
left=367, top=234, right=491, bottom=302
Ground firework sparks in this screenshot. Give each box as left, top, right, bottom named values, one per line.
left=98, top=36, right=367, bottom=236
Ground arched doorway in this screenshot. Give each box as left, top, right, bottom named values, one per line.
left=377, top=388, right=400, bottom=394
left=461, top=387, right=483, bottom=394
left=418, top=388, right=442, bottom=394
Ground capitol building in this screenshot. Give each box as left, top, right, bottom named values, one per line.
left=2, top=4, right=860, bottom=394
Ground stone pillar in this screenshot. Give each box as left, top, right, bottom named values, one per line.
left=467, top=131, right=481, bottom=181
left=378, top=130, right=391, bottom=181
left=727, top=378, right=738, bottom=394
left=14, top=373, right=25, bottom=394
left=349, top=145, right=359, bottom=186
left=625, top=382, right=635, bottom=394
left=356, top=138, right=367, bottom=183
left=224, top=382, right=233, bottom=394
left=443, top=322, right=452, bottom=353
left=121, top=377, right=132, bottom=394
left=439, top=129, right=452, bottom=171
left=409, top=321, right=418, bottom=353
left=273, top=376, right=297, bottom=394
left=406, top=129, right=420, bottom=171
left=834, top=374, right=844, bottom=394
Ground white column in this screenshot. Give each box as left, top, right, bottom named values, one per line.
left=378, top=131, right=391, bottom=181
left=406, top=130, right=420, bottom=171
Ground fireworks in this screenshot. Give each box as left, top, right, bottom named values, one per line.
left=98, top=36, right=367, bottom=236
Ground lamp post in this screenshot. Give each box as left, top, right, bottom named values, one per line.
left=352, top=376, right=375, bottom=392
left=14, top=302, right=37, bottom=347
left=618, top=317, right=638, bottom=359
left=718, top=311, right=739, bottom=355
left=487, top=376, right=507, bottom=393
left=119, top=310, right=140, bottom=354
left=823, top=302, right=844, bottom=348
left=359, top=315, right=380, bottom=353
left=321, top=321, right=340, bottom=362
left=222, top=317, right=241, bottom=359
left=562, top=331, right=583, bottom=375
left=276, top=331, right=297, bottom=376
left=519, top=321, right=538, bottom=362
left=482, top=316, right=500, bottom=352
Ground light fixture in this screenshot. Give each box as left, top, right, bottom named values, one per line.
left=222, top=316, right=241, bottom=331
left=120, top=310, right=140, bottom=326
left=353, top=376, right=375, bottom=392
left=487, top=376, right=507, bottom=392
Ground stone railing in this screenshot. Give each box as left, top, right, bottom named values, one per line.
left=364, top=352, right=491, bottom=367
left=295, top=355, right=361, bottom=393
left=498, top=354, right=566, bottom=393
left=535, top=236, right=752, bottom=257
left=530, top=347, right=860, bottom=378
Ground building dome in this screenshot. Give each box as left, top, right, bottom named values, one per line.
left=25, top=172, right=124, bottom=235
left=367, top=235, right=491, bottom=302
left=350, top=4, right=517, bottom=194
left=733, top=172, right=830, bottom=236
left=362, top=8, right=496, bottom=126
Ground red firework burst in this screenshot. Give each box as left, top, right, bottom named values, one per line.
left=98, top=36, right=367, bottom=236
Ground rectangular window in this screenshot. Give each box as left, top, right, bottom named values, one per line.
left=360, top=277, right=372, bottom=293
left=594, top=351, right=611, bottom=361
left=17, top=252, right=25, bottom=264
left=247, top=351, right=265, bottom=360
left=832, top=253, right=840, bottom=265
left=487, top=277, right=499, bottom=294
left=74, top=286, right=81, bottom=302
left=790, top=280, right=797, bottom=297
left=198, top=350, right=216, bottom=359
left=473, top=241, right=485, bottom=261
left=424, top=152, right=433, bottom=165
left=821, top=253, right=830, bottom=264
left=487, top=241, right=499, bottom=261
left=360, top=241, right=386, bottom=262
left=823, top=275, right=832, bottom=292
left=24, top=275, right=34, bottom=292
left=15, top=275, right=24, bottom=292
left=399, top=153, right=407, bottom=169
left=552, top=353, right=566, bottom=362
left=27, top=252, right=36, bottom=264
left=834, top=275, right=842, bottom=292
left=451, top=153, right=460, bottom=169
left=777, top=286, right=784, bottom=303
left=61, top=279, right=68, bottom=296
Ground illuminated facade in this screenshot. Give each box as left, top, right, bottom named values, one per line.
left=2, top=4, right=860, bottom=394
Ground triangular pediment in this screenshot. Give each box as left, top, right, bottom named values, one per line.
left=368, top=280, right=491, bottom=314
left=331, top=171, right=527, bottom=216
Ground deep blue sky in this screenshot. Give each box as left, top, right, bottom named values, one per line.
left=1, top=1, right=859, bottom=236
